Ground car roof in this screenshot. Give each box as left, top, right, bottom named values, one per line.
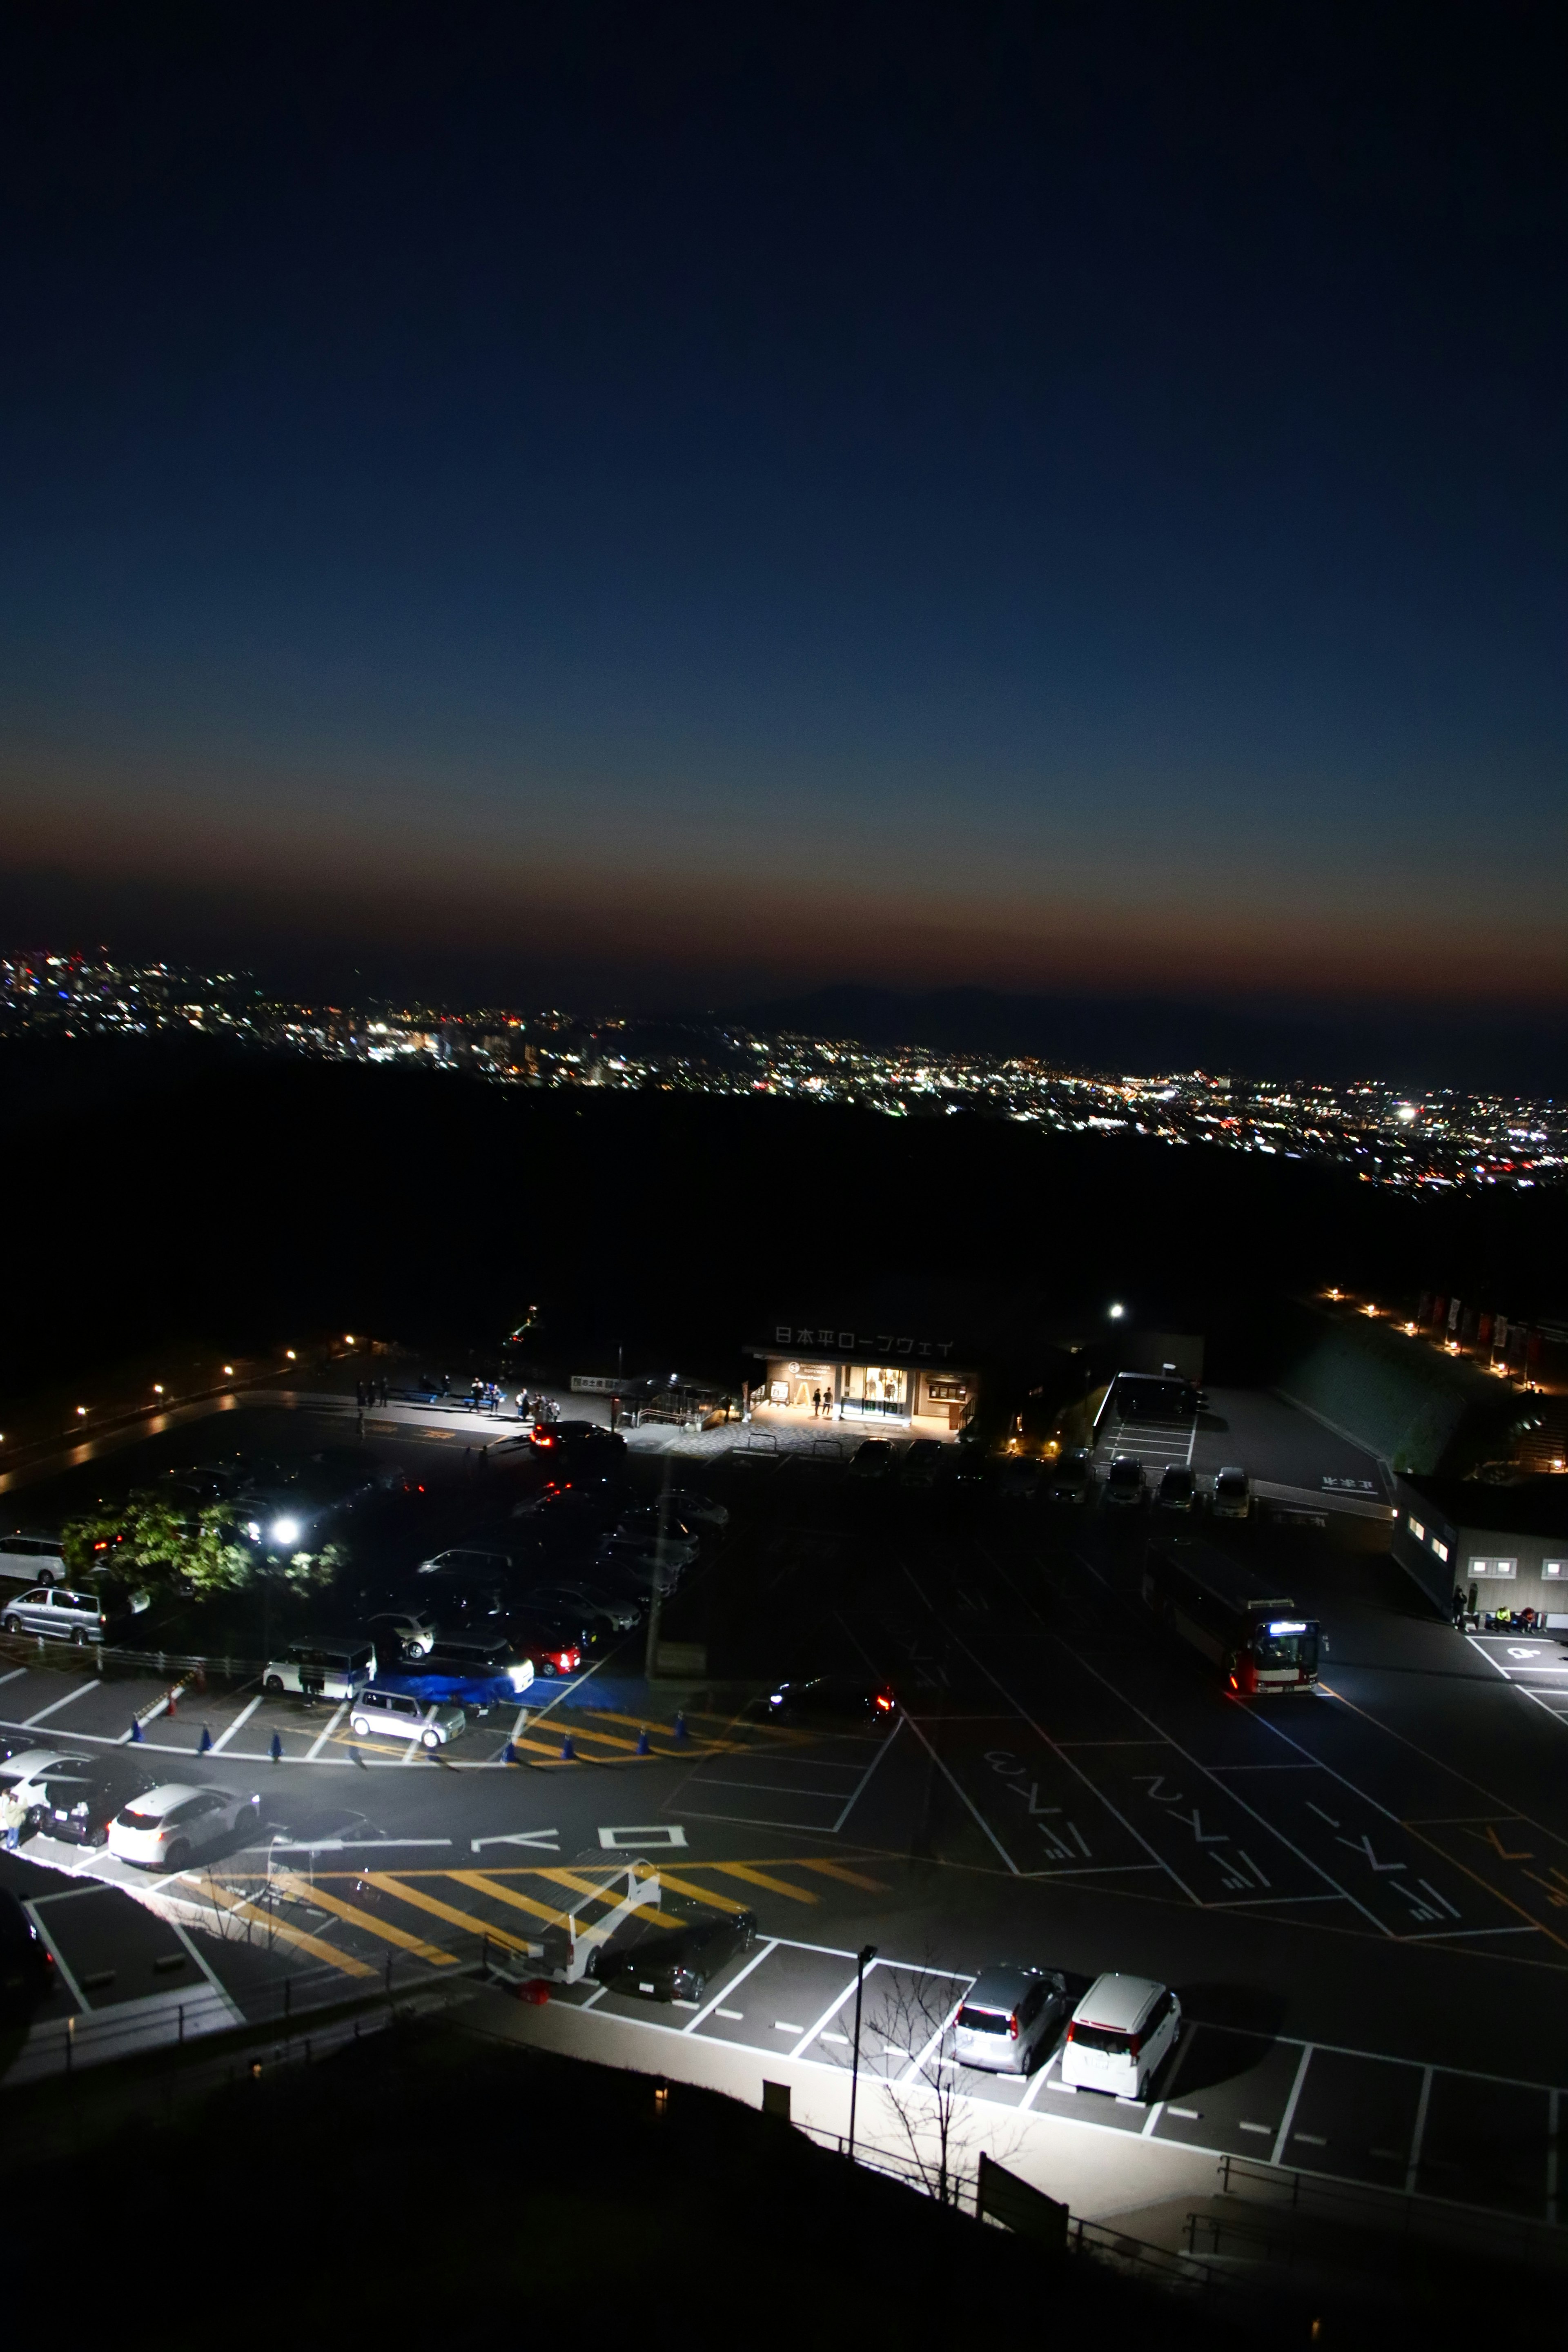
left=1, top=1748, right=85, bottom=1779
left=128, top=1784, right=228, bottom=1817
left=965, top=1964, right=1054, bottom=2009
left=1072, top=1972, right=1165, bottom=2031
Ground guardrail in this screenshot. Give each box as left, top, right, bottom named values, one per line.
left=1212, top=2150, right=1566, bottom=2262
left=0, top=1628, right=261, bottom=1678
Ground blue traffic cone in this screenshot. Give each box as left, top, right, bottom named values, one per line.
left=270, top=1730, right=283, bottom=1763
left=198, top=1725, right=213, bottom=1753
left=503, top=1740, right=519, bottom=1765
left=559, top=1733, right=575, bottom=1761
left=635, top=1726, right=650, bottom=1756
left=674, top=1710, right=688, bottom=1743
left=130, top=1718, right=144, bottom=1742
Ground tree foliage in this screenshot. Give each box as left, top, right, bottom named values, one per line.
left=60, top=1492, right=339, bottom=1596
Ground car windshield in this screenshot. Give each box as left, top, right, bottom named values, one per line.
left=116, top=1804, right=163, bottom=1826
left=956, top=2005, right=1010, bottom=2034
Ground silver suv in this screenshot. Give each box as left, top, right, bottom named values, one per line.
left=347, top=1686, right=466, bottom=1748
left=0, top=1586, right=110, bottom=1645
left=953, top=1965, right=1069, bottom=2074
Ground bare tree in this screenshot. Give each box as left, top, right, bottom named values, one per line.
left=859, top=1958, right=1024, bottom=2208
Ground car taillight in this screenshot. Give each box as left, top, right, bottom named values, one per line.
left=875, top=1693, right=894, bottom=1713
left=1065, top=2021, right=1077, bottom=2041
left=1009, top=2013, right=1019, bottom=2038
left=1127, top=2033, right=1143, bottom=2059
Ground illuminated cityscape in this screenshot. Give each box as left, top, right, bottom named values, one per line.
left=4, top=949, right=1561, bottom=1193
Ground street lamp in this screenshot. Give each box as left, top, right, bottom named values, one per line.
left=847, top=1942, right=878, bottom=2165
left=1108, top=1302, right=1126, bottom=1321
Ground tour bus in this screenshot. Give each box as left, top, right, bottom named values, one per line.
left=1142, top=1539, right=1321, bottom=1694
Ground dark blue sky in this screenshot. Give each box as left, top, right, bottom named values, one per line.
left=2, top=4, right=1564, bottom=1016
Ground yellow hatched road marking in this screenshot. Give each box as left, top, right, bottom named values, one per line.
left=271, top=1870, right=459, bottom=1964
left=203, top=1879, right=377, bottom=1978
left=701, top=1862, right=821, bottom=1903
left=445, top=1871, right=572, bottom=1927
left=530, top=1866, right=668, bottom=1922
left=359, top=1872, right=536, bottom=1953
left=792, top=1859, right=893, bottom=1893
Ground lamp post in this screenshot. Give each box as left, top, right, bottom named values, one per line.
left=847, top=1942, right=877, bottom=2165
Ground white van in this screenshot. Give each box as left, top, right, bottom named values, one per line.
left=1059, top=1973, right=1181, bottom=2103
left=0, top=1532, right=68, bottom=1586
left=0, top=1586, right=111, bottom=1645
left=262, top=1640, right=375, bottom=1701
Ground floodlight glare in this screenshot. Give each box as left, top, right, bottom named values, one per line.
left=1108, top=1303, right=1126, bottom=1320
left=271, top=1517, right=301, bottom=1547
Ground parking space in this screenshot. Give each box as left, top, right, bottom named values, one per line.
left=904, top=1712, right=1165, bottom=1882
left=688, top=1938, right=862, bottom=2052
left=1417, top=2070, right=1555, bottom=2218
left=25, top=1879, right=209, bottom=2009
left=1152, top=2026, right=1304, bottom=2156
left=1282, top=2046, right=1425, bottom=2187
left=1093, top=1414, right=1196, bottom=1478
left=1467, top=1635, right=1568, bottom=1731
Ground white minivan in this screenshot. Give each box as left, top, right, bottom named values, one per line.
left=348, top=1686, right=466, bottom=1749
left=1059, top=1973, right=1181, bottom=2103
left=262, top=1640, right=375, bottom=1701
left=0, top=1532, right=68, bottom=1586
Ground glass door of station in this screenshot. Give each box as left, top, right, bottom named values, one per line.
left=773, top=1362, right=836, bottom=1409
left=843, top=1364, right=908, bottom=1417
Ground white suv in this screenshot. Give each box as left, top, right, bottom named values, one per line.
left=1059, top=1973, right=1181, bottom=2102
left=348, top=1686, right=466, bottom=1748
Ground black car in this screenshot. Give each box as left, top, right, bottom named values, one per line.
left=1049, top=1448, right=1092, bottom=1501
left=30, top=1762, right=147, bottom=1849
left=1156, top=1465, right=1199, bottom=1512
left=762, top=1676, right=898, bottom=1728
left=0, top=1887, right=54, bottom=2013
left=594, top=1906, right=757, bottom=2003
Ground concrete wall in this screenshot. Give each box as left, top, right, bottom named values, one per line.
left=1276, top=1305, right=1498, bottom=1474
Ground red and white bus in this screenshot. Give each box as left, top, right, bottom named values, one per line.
left=1143, top=1539, right=1321, bottom=1694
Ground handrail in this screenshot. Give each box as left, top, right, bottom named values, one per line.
left=1214, top=2151, right=1567, bottom=2263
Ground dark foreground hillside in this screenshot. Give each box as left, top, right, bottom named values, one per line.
left=5, top=1038, right=1564, bottom=1392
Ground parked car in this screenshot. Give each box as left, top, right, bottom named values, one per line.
left=951, top=1446, right=991, bottom=1492
left=594, top=1535, right=688, bottom=1593
left=0, top=1750, right=101, bottom=1807
left=593, top=1906, right=757, bottom=2002
left=954, top=1966, right=1069, bottom=2075
left=0, top=1531, right=68, bottom=1587
left=416, top=1546, right=523, bottom=1582
left=659, top=1488, right=729, bottom=1532
left=367, top=1609, right=439, bottom=1658
left=1156, top=1465, right=1199, bottom=1513
left=612, top=1511, right=701, bottom=1564
left=1049, top=1449, right=1092, bottom=1502
left=512, top=1481, right=631, bottom=1532
left=997, top=1457, right=1041, bottom=1503
left=0, top=1584, right=112, bottom=1645
left=523, top=1579, right=641, bottom=1634
left=404, top=1635, right=535, bottom=1695
left=761, top=1676, right=898, bottom=1728
left=509, top=1616, right=586, bottom=1679
left=28, top=1763, right=146, bottom=1849
left=900, top=1439, right=943, bottom=1488
left=1211, top=1466, right=1252, bottom=1520
left=1102, top=1457, right=1146, bottom=1508
left=1059, top=1973, right=1181, bottom=2103
left=348, top=1686, right=467, bottom=1748
left=0, top=1886, right=54, bottom=2011
left=108, top=1784, right=263, bottom=1871
left=261, top=1640, right=375, bottom=1701
left=846, top=1439, right=896, bottom=1482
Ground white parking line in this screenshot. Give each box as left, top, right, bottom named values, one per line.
left=22, top=1679, right=100, bottom=1728
left=682, top=1937, right=779, bottom=2034
left=1405, top=2065, right=1434, bottom=2195
left=305, top=1702, right=349, bottom=1761
left=0, top=1666, right=29, bottom=1688
left=209, top=1694, right=262, bottom=1754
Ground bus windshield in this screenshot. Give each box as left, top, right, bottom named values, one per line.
left=1252, top=1627, right=1318, bottom=1673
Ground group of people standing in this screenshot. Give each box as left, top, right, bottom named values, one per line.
left=808, top=1387, right=837, bottom=1419
left=354, top=1375, right=389, bottom=1408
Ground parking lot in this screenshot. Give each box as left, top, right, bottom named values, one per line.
left=3, top=1375, right=1567, bottom=2242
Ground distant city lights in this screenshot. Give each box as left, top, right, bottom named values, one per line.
left=4, top=950, right=1564, bottom=1198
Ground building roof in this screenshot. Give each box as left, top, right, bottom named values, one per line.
left=1396, top=1473, right=1568, bottom=1540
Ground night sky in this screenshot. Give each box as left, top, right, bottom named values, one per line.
left=2, top=5, right=1564, bottom=1023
